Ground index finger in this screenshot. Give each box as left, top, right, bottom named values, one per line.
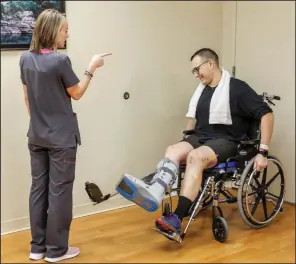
left=101, top=52, right=112, bottom=57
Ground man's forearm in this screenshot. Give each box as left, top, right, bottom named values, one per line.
left=260, top=112, right=274, bottom=146
left=185, top=118, right=196, bottom=130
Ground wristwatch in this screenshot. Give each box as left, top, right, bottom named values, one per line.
left=258, top=149, right=268, bottom=157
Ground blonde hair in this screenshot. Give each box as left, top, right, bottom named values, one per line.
left=30, top=9, right=66, bottom=53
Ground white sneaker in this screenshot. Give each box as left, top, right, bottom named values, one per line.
left=29, top=252, right=45, bottom=260
left=44, top=247, right=80, bottom=262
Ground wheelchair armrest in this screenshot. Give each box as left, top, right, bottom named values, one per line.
left=183, top=129, right=195, bottom=137
left=226, top=156, right=238, bottom=162
left=239, top=139, right=260, bottom=146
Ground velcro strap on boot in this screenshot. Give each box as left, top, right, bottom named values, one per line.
left=160, top=167, right=177, bottom=181
left=155, top=167, right=177, bottom=190
left=156, top=178, right=168, bottom=190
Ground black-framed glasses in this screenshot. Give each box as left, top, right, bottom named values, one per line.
left=191, top=60, right=209, bottom=75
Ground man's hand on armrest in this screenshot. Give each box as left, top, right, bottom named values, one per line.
left=183, top=129, right=195, bottom=137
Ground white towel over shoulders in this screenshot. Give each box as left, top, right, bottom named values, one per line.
left=186, top=68, right=232, bottom=125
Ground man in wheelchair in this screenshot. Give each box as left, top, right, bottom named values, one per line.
left=114, top=48, right=276, bottom=241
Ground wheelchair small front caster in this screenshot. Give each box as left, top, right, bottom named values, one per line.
left=212, top=216, right=229, bottom=243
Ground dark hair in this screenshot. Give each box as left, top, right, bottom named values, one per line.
left=190, top=48, right=219, bottom=66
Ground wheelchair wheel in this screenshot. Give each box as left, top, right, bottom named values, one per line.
left=212, top=216, right=229, bottom=243
left=237, top=154, right=285, bottom=229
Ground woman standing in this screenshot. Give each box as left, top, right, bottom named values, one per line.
left=19, top=9, right=112, bottom=262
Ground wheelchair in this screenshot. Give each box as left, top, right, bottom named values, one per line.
left=85, top=92, right=285, bottom=244
left=154, top=92, right=285, bottom=243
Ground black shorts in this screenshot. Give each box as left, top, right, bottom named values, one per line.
left=182, top=134, right=238, bottom=163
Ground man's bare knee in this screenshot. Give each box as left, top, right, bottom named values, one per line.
left=180, top=146, right=217, bottom=199
left=186, top=146, right=217, bottom=169
left=165, top=145, right=176, bottom=156
left=165, top=142, right=193, bottom=163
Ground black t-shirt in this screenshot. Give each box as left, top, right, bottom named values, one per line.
left=195, top=77, right=272, bottom=142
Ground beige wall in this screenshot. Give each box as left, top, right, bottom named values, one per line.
left=1, top=1, right=222, bottom=234
left=221, top=1, right=237, bottom=73
left=222, top=1, right=295, bottom=203
left=2, top=1, right=294, bottom=235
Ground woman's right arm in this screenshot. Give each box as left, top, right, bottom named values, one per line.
left=63, top=53, right=112, bottom=100
left=66, top=64, right=95, bottom=100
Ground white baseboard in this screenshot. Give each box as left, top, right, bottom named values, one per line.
left=1, top=196, right=134, bottom=236
left=2, top=191, right=293, bottom=236
left=1, top=193, right=177, bottom=236
left=1, top=216, right=31, bottom=236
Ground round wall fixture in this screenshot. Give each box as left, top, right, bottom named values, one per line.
left=123, top=92, right=130, bottom=100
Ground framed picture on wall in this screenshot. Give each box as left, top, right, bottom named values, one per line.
left=1, top=0, right=66, bottom=50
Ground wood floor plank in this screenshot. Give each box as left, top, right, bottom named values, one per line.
left=1, top=198, right=295, bottom=263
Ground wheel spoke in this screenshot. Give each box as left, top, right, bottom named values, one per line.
left=251, top=194, right=262, bottom=215
left=262, top=167, right=268, bottom=185
left=247, top=191, right=257, bottom=197
left=250, top=183, right=258, bottom=191
left=267, top=192, right=280, bottom=200
left=266, top=172, right=280, bottom=188
left=261, top=195, right=268, bottom=220
left=254, top=177, right=261, bottom=188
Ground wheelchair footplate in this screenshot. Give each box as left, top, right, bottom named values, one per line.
left=152, top=228, right=183, bottom=243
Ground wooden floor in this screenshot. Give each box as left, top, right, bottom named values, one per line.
left=1, top=197, right=295, bottom=263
